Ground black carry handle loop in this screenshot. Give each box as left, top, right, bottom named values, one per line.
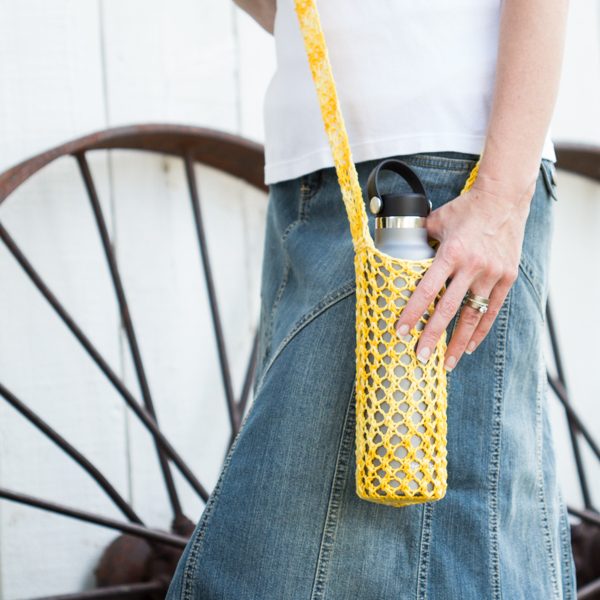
left=366, top=159, right=431, bottom=216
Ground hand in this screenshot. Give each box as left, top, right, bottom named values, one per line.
left=394, top=183, right=534, bottom=371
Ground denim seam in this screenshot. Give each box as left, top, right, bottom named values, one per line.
left=416, top=502, right=434, bottom=600
left=557, top=490, right=575, bottom=600
left=517, top=261, right=545, bottom=321
left=253, top=279, right=356, bottom=397
left=488, top=284, right=511, bottom=600
left=535, top=351, right=562, bottom=600
left=517, top=167, right=553, bottom=321
left=180, top=403, right=256, bottom=600
left=261, top=178, right=318, bottom=369
left=540, top=160, right=559, bottom=202
left=310, top=379, right=357, bottom=600
left=389, top=155, right=480, bottom=172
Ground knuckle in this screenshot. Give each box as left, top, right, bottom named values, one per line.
left=486, top=263, right=503, bottom=281
left=421, top=334, right=439, bottom=350
left=461, top=307, right=481, bottom=325
left=442, top=238, right=466, bottom=263
left=438, top=300, right=457, bottom=321
left=469, top=254, right=487, bottom=273
left=416, top=279, right=438, bottom=302
left=485, top=306, right=499, bottom=320
left=505, top=267, right=519, bottom=284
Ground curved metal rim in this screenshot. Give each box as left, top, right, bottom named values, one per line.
left=2, top=129, right=598, bottom=206
left=555, top=142, right=600, bottom=183
left=0, top=123, right=268, bottom=204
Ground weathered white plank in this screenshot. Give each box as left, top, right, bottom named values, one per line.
left=0, top=1, right=107, bottom=172
left=234, top=3, right=277, bottom=140
left=0, top=2, right=126, bottom=597
left=98, top=0, right=270, bottom=534
left=99, top=0, right=237, bottom=129
left=552, top=0, right=600, bottom=142
left=0, top=154, right=129, bottom=597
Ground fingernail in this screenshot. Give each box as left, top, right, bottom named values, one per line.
left=417, top=346, right=431, bottom=364
left=444, top=355, right=456, bottom=371
left=396, top=323, right=409, bottom=337
left=465, top=341, right=476, bottom=355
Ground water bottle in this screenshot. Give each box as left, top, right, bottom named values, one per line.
left=366, top=159, right=435, bottom=330
left=357, top=159, right=447, bottom=504
left=366, top=158, right=434, bottom=260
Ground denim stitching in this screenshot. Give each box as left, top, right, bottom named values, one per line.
left=557, top=490, right=575, bottom=600
left=416, top=502, right=434, bottom=600
left=488, top=284, right=511, bottom=600
left=180, top=401, right=257, bottom=600
left=261, top=175, right=320, bottom=368
left=517, top=262, right=545, bottom=321
left=253, top=279, right=356, bottom=398
left=540, top=160, right=559, bottom=202
left=310, top=379, right=357, bottom=600
left=388, top=154, right=480, bottom=172
left=535, top=351, right=562, bottom=600
left=516, top=165, right=554, bottom=320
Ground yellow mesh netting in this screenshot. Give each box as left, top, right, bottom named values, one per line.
left=294, top=0, right=481, bottom=506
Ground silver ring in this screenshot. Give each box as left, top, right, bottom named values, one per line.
left=462, top=289, right=490, bottom=314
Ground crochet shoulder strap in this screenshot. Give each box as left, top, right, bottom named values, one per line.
left=293, top=0, right=481, bottom=250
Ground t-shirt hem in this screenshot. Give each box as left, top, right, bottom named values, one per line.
left=264, top=134, right=557, bottom=185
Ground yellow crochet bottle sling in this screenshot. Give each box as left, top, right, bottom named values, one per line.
left=294, top=0, right=481, bottom=507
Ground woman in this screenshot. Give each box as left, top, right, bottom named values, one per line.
left=167, top=0, right=575, bottom=597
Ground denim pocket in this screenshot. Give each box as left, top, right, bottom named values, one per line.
left=299, top=168, right=324, bottom=206
left=516, top=163, right=555, bottom=320
left=540, top=159, right=559, bottom=202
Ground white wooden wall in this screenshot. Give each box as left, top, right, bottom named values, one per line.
left=0, top=0, right=598, bottom=596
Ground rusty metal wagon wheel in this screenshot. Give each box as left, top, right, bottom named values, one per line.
left=0, top=124, right=267, bottom=599
left=0, top=132, right=599, bottom=599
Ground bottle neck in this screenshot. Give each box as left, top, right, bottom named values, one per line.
left=374, top=216, right=427, bottom=229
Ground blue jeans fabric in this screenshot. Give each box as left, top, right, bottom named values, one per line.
left=166, top=151, right=575, bottom=599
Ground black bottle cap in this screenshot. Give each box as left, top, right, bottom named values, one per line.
left=378, top=192, right=430, bottom=217
left=367, top=159, right=431, bottom=217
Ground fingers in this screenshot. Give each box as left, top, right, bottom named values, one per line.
left=442, top=278, right=498, bottom=370
left=392, top=236, right=518, bottom=371
left=406, top=270, right=514, bottom=370
left=406, top=271, right=474, bottom=366
left=462, top=273, right=515, bottom=356
left=393, top=251, right=454, bottom=339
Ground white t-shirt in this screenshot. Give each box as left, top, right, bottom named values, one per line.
left=262, top=0, right=556, bottom=185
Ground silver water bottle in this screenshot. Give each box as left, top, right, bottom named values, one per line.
left=367, top=158, right=434, bottom=259
left=366, top=159, right=435, bottom=324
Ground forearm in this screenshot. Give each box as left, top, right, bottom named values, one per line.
left=475, top=0, right=569, bottom=207
left=232, top=0, right=276, bottom=34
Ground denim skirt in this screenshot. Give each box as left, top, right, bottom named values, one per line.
left=166, top=151, right=576, bottom=599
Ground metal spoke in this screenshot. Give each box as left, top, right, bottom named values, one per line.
left=546, top=296, right=594, bottom=509
left=0, top=382, right=141, bottom=524
left=74, top=151, right=183, bottom=520
left=29, top=581, right=166, bottom=600
left=577, top=577, right=600, bottom=600
left=568, top=506, right=600, bottom=527
left=0, top=221, right=209, bottom=502
left=548, top=375, right=600, bottom=462
left=0, top=487, right=187, bottom=547
left=183, top=152, right=240, bottom=433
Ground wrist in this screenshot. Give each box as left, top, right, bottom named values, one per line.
left=471, top=167, right=537, bottom=210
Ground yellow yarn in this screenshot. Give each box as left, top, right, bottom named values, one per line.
left=294, top=0, right=481, bottom=506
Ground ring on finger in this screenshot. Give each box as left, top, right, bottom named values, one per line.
left=462, top=289, right=490, bottom=314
